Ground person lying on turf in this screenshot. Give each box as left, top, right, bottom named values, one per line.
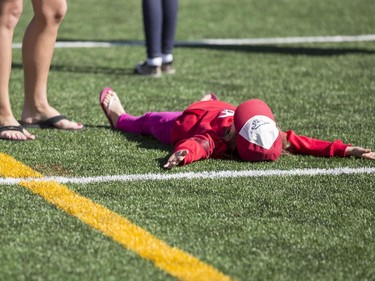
left=99, top=87, right=375, bottom=169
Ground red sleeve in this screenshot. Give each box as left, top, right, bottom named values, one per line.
left=173, top=134, right=215, bottom=165
left=284, top=130, right=350, bottom=157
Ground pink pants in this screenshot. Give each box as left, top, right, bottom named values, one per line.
left=116, top=111, right=182, bottom=144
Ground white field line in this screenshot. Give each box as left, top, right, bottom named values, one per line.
left=11, top=34, right=375, bottom=49
left=1, top=167, right=374, bottom=186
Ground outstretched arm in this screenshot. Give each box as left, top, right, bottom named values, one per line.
left=345, top=146, right=375, bottom=160
left=284, top=130, right=348, bottom=157
left=164, top=150, right=189, bottom=169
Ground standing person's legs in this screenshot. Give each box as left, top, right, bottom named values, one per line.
left=20, top=0, right=83, bottom=130
left=0, top=0, right=34, bottom=140
left=135, top=0, right=163, bottom=77
left=161, top=0, right=178, bottom=65
left=143, top=0, right=162, bottom=62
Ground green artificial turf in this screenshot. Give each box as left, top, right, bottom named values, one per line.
left=1, top=0, right=375, bottom=280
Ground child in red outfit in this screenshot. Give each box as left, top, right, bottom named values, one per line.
left=99, top=87, right=375, bottom=169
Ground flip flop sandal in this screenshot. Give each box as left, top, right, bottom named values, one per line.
left=0, top=125, right=27, bottom=141
left=19, top=115, right=74, bottom=129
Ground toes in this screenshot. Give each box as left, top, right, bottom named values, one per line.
left=54, top=120, right=84, bottom=130
left=23, top=130, right=36, bottom=140
left=0, top=131, right=26, bottom=141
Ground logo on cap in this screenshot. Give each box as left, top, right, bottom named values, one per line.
left=239, top=115, right=279, bottom=150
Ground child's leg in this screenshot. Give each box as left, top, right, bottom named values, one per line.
left=117, top=111, right=182, bottom=144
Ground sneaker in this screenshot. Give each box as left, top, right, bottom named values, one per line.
left=161, top=62, right=176, bottom=74
left=134, top=62, right=162, bottom=78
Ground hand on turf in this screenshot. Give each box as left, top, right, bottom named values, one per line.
left=345, top=146, right=375, bottom=160
left=164, top=150, right=189, bottom=169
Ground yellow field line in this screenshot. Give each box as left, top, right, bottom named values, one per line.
left=0, top=153, right=233, bottom=281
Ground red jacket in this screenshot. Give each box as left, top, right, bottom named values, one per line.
left=170, top=100, right=350, bottom=165
left=170, top=100, right=236, bottom=165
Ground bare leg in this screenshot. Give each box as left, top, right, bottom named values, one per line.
left=21, top=0, right=83, bottom=129
left=0, top=0, right=34, bottom=140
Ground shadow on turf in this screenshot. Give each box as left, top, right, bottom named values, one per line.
left=11, top=63, right=135, bottom=76
left=56, top=38, right=375, bottom=56
left=84, top=124, right=172, bottom=168
left=11, top=42, right=374, bottom=75
left=85, top=124, right=242, bottom=168
left=180, top=44, right=375, bottom=56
